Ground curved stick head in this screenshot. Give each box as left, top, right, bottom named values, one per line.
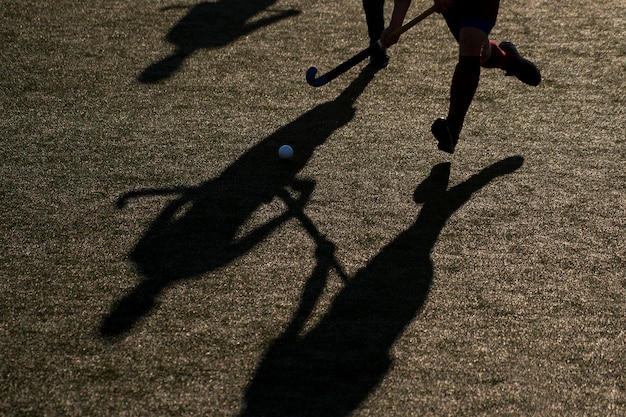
left=306, top=67, right=329, bottom=87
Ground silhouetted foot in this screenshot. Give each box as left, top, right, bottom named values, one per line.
left=431, top=118, right=459, bottom=154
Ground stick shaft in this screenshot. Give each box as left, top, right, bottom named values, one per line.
left=321, top=45, right=375, bottom=82
left=392, top=5, right=437, bottom=38
left=306, top=5, right=436, bottom=87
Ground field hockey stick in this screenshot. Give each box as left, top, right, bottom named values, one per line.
left=306, top=5, right=436, bottom=87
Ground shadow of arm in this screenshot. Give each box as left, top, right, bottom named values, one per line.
left=116, top=187, right=194, bottom=209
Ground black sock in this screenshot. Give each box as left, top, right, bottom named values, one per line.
left=447, top=56, right=481, bottom=133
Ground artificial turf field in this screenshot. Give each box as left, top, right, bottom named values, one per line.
left=1, top=0, right=624, bottom=415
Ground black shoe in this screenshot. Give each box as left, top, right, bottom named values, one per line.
left=369, top=46, right=389, bottom=68
left=431, top=118, right=459, bottom=154
left=499, top=42, right=541, bottom=86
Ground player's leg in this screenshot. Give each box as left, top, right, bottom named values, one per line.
left=432, top=1, right=498, bottom=153
left=447, top=26, right=487, bottom=133
left=472, top=0, right=540, bottom=85
left=362, top=0, right=389, bottom=67
left=483, top=41, right=541, bottom=86
left=363, top=0, right=385, bottom=43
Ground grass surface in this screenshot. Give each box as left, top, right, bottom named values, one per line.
left=1, top=0, right=625, bottom=415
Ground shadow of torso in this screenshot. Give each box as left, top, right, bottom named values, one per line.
left=241, top=157, right=524, bottom=417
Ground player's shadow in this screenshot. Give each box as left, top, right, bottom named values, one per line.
left=239, top=156, right=524, bottom=417
left=138, top=0, right=300, bottom=83
left=100, top=67, right=379, bottom=338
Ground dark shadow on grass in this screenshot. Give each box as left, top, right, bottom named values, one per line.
left=239, top=156, right=524, bottom=417
left=138, top=0, right=300, bottom=83
left=100, top=66, right=379, bottom=338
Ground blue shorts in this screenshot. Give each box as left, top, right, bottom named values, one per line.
left=443, top=0, right=500, bottom=39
